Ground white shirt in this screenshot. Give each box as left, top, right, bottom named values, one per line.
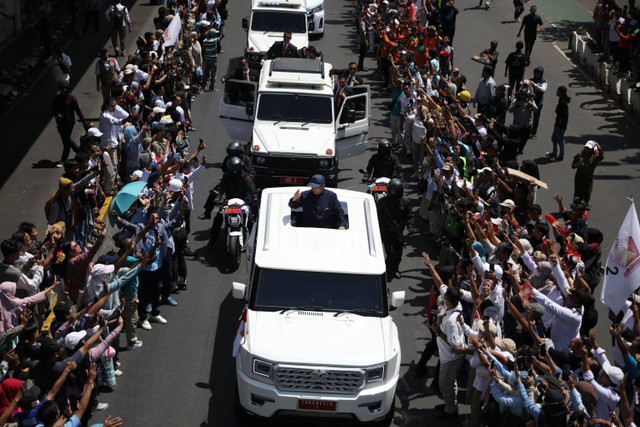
left=531, top=288, right=582, bottom=352
left=585, top=348, right=620, bottom=421
left=49, top=53, right=72, bottom=85
left=174, top=165, right=205, bottom=210
left=99, top=104, right=129, bottom=148
left=436, top=290, right=465, bottom=364
left=412, top=115, right=427, bottom=144
left=105, top=4, right=130, bottom=28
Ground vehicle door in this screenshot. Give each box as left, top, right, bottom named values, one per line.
left=335, top=85, right=370, bottom=159
left=219, top=79, right=257, bottom=142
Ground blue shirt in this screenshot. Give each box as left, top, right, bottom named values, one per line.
left=36, top=414, right=81, bottom=427
left=288, top=189, right=346, bottom=229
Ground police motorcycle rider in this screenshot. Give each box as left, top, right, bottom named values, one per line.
left=376, top=178, right=413, bottom=281
left=199, top=142, right=255, bottom=220
left=364, top=138, right=402, bottom=179
left=205, top=157, right=259, bottom=248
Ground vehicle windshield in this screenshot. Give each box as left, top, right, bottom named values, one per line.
left=251, top=11, right=307, bottom=33
left=250, top=268, right=386, bottom=316
left=257, top=94, right=332, bottom=124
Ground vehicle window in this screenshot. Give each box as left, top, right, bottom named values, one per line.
left=251, top=268, right=386, bottom=316
left=257, top=94, right=332, bottom=124
left=338, top=92, right=367, bottom=125
left=223, top=81, right=256, bottom=107
left=251, top=11, right=307, bottom=33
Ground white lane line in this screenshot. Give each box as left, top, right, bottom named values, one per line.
left=552, top=42, right=576, bottom=67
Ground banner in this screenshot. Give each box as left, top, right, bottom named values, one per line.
left=163, top=15, right=182, bottom=47
left=600, top=200, right=640, bottom=315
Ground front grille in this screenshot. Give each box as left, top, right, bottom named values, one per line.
left=274, top=366, right=364, bottom=393
left=269, top=156, right=316, bottom=171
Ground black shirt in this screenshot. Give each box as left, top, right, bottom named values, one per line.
left=522, top=14, right=543, bottom=39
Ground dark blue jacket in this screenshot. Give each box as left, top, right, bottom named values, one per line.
left=288, top=189, right=346, bottom=229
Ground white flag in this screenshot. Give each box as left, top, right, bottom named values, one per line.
left=600, top=200, right=640, bottom=315
left=163, top=15, right=182, bottom=47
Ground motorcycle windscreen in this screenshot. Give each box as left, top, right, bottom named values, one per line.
left=335, top=85, right=370, bottom=159
left=219, top=79, right=257, bottom=142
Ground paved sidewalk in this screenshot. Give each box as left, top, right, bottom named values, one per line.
left=0, top=0, right=161, bottom=239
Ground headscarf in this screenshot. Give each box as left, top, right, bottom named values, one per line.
left=0, top=282, right=47, bottom=333
left=44, top=177, right=73, bottom=220
left=528, top=261, right=554, bottom=289
left=123, top=125, right=137, bottom=143
left=0, top=378, right=23, bottom=417
left=472, top=242, right=487, bottom=262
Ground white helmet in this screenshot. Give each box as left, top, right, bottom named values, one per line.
left=168, top=178, right=183, bottom=192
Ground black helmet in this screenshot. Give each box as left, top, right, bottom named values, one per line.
left=227, top=156, right=243, bottom=177
left=378, top=139, right=392, bottom=156
left=387, top=178, right=404, bottom=199
left=226, top=141, right=243, bottom=157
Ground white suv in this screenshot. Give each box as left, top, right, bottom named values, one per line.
left=231, top=187, right=404, bottom=424
left=219, top=58, right=370, bottom=187
left=306, top=0, right=325, bottom=37
left=242, top=0, right=309, bottom=66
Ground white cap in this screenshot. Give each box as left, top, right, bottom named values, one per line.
left=602, top=360, right=624, bottom=386
left=499, top=199, right=515, bottom=209
left=153, top=106, right=166, bottom=114
left=64, top=330, right=87, bottom=349
left=87, top=128, right=103, bottom=138
left=132, top=170, right=143, bottom=180
left=585, top=140, right=596, bottom=150
left=168, top=178, right=183, bottom=192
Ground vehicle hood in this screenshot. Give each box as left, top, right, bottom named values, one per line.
left=248, top=311, right=387, bottom=366
left=247, top=33, right=309, bottom=54
left=253, top=123, right=334, bottom=155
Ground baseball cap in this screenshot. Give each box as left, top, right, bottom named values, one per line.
left=602, top=361, right=624, bottom=385
left=584, top=140, right=597, bottom=150
left=87, top=128, right=103, bottom=138
left=132, top=170, right=144, bottom=180
left=442, top=163, right=453, bottom=171
left=123, top=68, right=134, bottom=75
left=452, top=67, right=460, bottom=73
left=499, top=199, right=515, bottom=209
left=153, top=106, right=166, bottom=114
left=64, top=330, right=87, bottom=350
left=308, top=174, right=325, bottom=189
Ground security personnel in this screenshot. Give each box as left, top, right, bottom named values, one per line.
left=364, top=139, right=402, bottom=179
left=206, top=157, right=259, bottom=247
left=377, top=178, right=412, bottom=281
left=288, top=175, right=346, bottom=229
left=199, top=142, right=255, bottom=220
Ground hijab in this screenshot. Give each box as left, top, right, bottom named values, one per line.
left=0, top=378, right=23, bottom=416
left=528, top=261, right=554, bottom=289
left=0, top=282, right=46, bottom=333
left=123, top=125, right=137, bottom=143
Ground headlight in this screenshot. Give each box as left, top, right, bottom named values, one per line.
left=253, top=359, right=273, bottom=378
left=318, top=159, right=329, bottom=168
left=311, top=3, right=324, bottom=13
left=229, top=216, right=241, bottom=227
left=255, top=155, right=266, bottom=165
left=365, top=365, right=385, bottom=383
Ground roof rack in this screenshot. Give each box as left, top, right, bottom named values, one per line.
left=271, top=58, right=323, bottom=75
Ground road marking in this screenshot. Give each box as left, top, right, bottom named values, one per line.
left=552, top=42, right=576, bottom=67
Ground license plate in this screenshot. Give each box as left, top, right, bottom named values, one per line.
left=279, top=176, right=304, bottom=185
left=298, top=399, right=336, bottom=411
left=224, top=208, right=242, bottom=214
left=372, top=185, right=387, bottom=192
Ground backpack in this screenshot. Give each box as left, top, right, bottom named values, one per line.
left=112, top=6, right=125, bottom=29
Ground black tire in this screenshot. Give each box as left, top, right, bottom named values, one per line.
left=370, top=402, right=395, bottom=427
left=228, top=235, right=241, bottom=270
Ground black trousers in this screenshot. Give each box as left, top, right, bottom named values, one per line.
left=57, top=125, right=79, bottom=162
left=382, top=234, right=402, bottom=274
left=531, top=103, right=543, bottom=136
left=518, top=125, right=531, bottom=153
left=358, top=42, right=367, bottom=70
left=138, top=269, right=161, bottom=319
left=172, top=227, right=188, bottom=280
left=524, top=36, right=536, bottom=58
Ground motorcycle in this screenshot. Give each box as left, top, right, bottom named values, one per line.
left=359, top=169, right=390, bottom=204
left=219, top=197, right=251, bottom=270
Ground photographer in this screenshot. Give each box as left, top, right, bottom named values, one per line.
left=508, top=87, right=537, bottom=155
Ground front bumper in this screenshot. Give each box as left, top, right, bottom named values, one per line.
left=236, top=368, right=397, bottom=422
left=252, top=154, right=337, bottom=187
left=308, top=10, right=325, bottom=35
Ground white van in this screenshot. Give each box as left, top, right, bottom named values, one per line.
left=242, top=0, right=309, bottom=66
left=231, top=187, right=403, bottom=424
left=218, top=58, right=370, bottom=187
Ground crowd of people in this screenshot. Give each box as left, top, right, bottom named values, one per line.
left=1, top=1, right=239, bottom=425
left=349, top=0, right=638, bottom=426
left=1, top=0, right=635, bottom=424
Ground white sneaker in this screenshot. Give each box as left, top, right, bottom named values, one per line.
left=115, top=361, right=122, bottom=368
left=127, top=340, right=143, bottom=351
left=149, top=315, right=167, bottom=324
left=139, top=320, right=152, bottom=330
left=95, top=402, right=109, bottom=411
left=114, top=369, right=123, bottom=377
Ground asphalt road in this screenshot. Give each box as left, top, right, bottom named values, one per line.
left=0, top=0, right=639, bottom=426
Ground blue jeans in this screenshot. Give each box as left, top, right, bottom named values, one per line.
left=551, top=126, right=566, bottom=157
left=203, top=57, right=218, bottom=90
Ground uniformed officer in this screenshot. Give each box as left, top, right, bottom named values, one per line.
left=377, top=178, right=412, bottom=280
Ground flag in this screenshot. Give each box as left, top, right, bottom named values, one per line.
left=163, top=15, right=182, bottom=47
left=232, top=308, right=247, bottom=357
left=600, top=200, right=640, bottom=315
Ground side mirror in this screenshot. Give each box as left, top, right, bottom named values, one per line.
left=232, top=282, right=247, bottom=299
left=242, top=17, right=249, bottom=29
left=390, top=291, right=405, bottom=308
left=245, top=101, right=254, bottom=116
left=347, top=109, right=356, bottom=123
